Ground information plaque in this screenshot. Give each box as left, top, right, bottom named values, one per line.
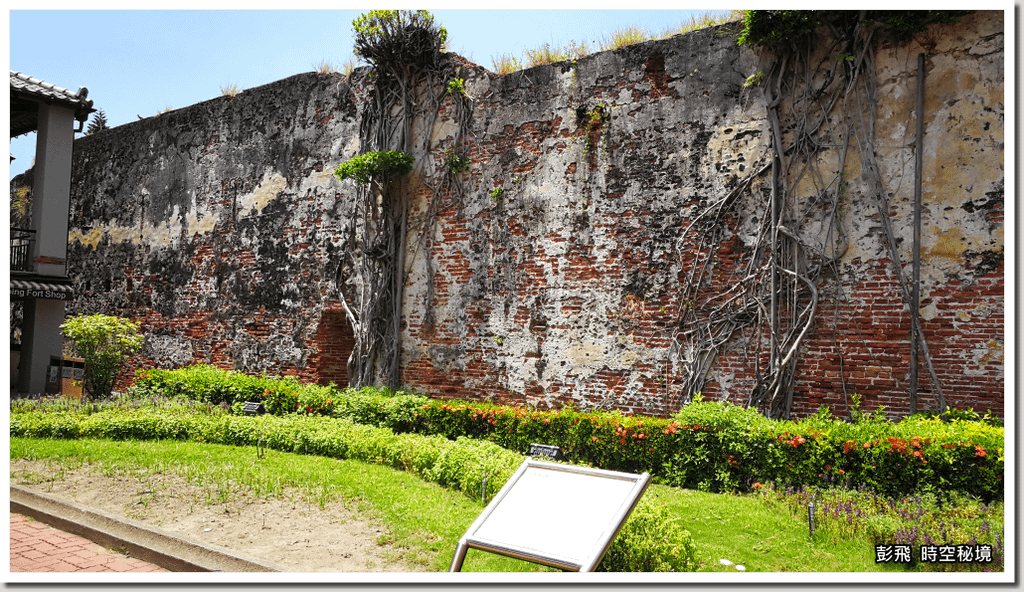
left=449, top=458, right=650, bottom=572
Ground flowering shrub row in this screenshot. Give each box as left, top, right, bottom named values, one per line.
left=412, top=398, right=1003, bottom=502
left=128, top=366, right=1004, bottom=502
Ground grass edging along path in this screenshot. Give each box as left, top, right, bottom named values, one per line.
left=10, top=437, right=535, bottom=573
left=10, top=437, right=889, bottom=573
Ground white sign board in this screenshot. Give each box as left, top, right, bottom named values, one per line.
left=449, top=458, right=650, bottom=572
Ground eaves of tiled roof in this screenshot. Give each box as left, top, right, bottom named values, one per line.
left=10, top=70, right=95, bottom=137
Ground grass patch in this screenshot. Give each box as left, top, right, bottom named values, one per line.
left=489, top=11, right=744, bottom=75
left=600, top=26, right=653, bottom=51
left=657, top=486, right=884, bottom=572
left=312, top=58, right=337, bottom=75
left=523, top=40, right=589, bottom=68
left=11, top=437, right=893, bottom=573
left=661, top=10, right=745, bottom=38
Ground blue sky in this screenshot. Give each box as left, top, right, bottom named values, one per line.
left=8, top=8, right=739, bottom=180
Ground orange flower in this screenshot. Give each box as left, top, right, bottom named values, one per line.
left=975, top=446, right=987, bottom=457
left=753, top=482, right=762, bottom=489
left=863, top=442, right=871, bottom=449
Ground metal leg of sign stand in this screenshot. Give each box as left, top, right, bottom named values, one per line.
left=449, top=539, right=469, bottom=572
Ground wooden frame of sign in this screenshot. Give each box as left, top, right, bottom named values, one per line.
left=448, top=458, right=651, bottom=572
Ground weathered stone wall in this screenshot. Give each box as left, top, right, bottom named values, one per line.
left=65, top=12, right=1004, bottom=418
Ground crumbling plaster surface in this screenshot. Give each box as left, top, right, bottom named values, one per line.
left=63, top=12, right=1003, bottom=417
left=68, top=73, right=361, bottom=375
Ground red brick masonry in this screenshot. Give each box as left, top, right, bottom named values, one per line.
left=9, top=513, right=168, bottom=573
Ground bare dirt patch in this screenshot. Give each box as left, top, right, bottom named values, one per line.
left=10, top=459, right=421, bottom=572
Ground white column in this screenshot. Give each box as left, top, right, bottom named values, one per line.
left=18, top=298, right=66, bottom=395
left=18, top=102, right=76, bottom=395
left=31, top=102, right=75, bottom=278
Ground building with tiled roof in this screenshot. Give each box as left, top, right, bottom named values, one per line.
left=10, top=71, right=95, bottom=396
left=10, top=71, right=94, bottom=138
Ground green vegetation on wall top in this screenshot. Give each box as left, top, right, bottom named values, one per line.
left=736, top=10, right=972, bottom=48
left=352, top=10, right=448, bottom=70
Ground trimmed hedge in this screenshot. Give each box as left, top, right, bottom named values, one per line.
left=10, top=409, right=522, bottom=502
left=128, top=365, right=1004, bottom=502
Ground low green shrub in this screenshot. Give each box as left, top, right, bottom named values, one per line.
left=426, top=437, right=522, bottom=502
left=133, top=366, right=431, bottom=432
left=131, top=365, right=271, bottom=407
left=597, top=496, right=699, bottom=572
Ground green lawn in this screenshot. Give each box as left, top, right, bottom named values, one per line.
left=10, top=436, right=890, bottom=573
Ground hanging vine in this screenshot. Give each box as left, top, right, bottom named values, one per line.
left=671, top=10, right=964, bottom=418
left=335, top=10, right=473, bottom=388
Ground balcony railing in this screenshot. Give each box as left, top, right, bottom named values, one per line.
left=11, top=228, right=35, bottom=272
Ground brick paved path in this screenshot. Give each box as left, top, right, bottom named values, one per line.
left=10, top=512, right=169, bottom=572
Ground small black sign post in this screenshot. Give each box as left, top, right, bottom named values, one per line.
left=528, top=443, right=566, bottom=462
left=449, top=459, right=650, bottom=572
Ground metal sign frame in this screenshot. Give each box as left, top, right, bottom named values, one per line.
left=449, top=458, right=651, bottom=572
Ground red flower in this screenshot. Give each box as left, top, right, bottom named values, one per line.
left=543, top=418, right=551, bottom=424
left=753, top=482, right=762, bottom=489
left=975, top=446, right=987, bottom=458
left=863, top=442, right=871, bottom=449
left=619, top=439, right=626, bottom=445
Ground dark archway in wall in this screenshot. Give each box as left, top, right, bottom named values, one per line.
left=312, top=308, right=355, bottom=388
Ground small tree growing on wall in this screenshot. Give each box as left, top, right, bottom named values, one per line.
left=337, top=10, right=468, bottom=390
left=61, top=314, right=143, bottom=401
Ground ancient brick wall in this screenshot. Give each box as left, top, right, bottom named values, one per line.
left=64, top=12, right=1004, bottom=418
